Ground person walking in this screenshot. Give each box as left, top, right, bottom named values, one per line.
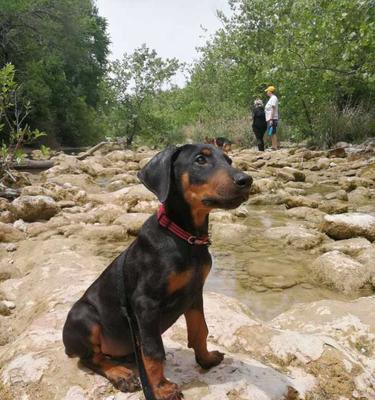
left=264, top=85, right=279, bottom=150
left=251, top=99, right=267, bottom=151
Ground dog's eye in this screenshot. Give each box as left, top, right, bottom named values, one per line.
left=195, top=155, right=207, bottom=165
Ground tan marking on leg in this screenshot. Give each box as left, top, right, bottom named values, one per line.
left=142, top=354, right=181, bottom=399
left=167, top=269, right=193, bottom=294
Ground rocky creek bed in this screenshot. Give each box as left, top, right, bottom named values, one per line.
left=0, top=141, right=374, bottom=399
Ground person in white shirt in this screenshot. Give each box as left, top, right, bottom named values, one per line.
left=264, top=85, right=279, bottom=150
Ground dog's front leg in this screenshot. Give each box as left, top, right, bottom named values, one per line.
left=134, top=298, right=183, bottom=400
left=184, top=293, right=224, bottom=369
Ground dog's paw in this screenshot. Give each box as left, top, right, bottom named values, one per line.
left=196, top=350, right=224, bottom=369
left=153, top=380, right=184, bottom=400
left=111, top=372, right=141, bottom=393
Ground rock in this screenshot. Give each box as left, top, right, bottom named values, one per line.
left=358, top=161, right=375, bottom=181
left=284, top=195, right=319, bottom=209
left=281, top=167, right=305, bottom=182
left=322, top=213, right=375, bottom=241
left=0, top=301, right=12, bottom=316
left=339, top=176, right=374, bottom=192
left=47, top=173, right=101, bottom=194
left=5, top=243, right=17, bottom=252
left=250, top=178, right=280, bottom=194
left=209, top=211, right=235, bottom=224
left=264, top=225, right=325, bottom=249
left=286, top=207, right=326, bottom=224
left=211, top=223, right=249, bottom=244
left=113, top=213, right=151, bottom=235
left=0, top=222, right=25, bottom=242
left=10, top=195, right=60, bottom=222
left=0, top=210, right=15, bottom=223
left=318, top=200, right=348, bottom=214
left=324, top=190, right=348, bottom=201
left=310, top=251, right=370, bottom=293
left=106, top=150, right=135, bottom=162
left=320, top=238, right=372, bottom=257
left=262, top=275, right=298, bottom=289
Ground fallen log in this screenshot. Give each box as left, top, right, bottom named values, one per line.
left=76, top=141, right=108, bottom=160
left=11, top=160, right=54, bottom=170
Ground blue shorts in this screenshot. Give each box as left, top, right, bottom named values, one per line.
left=267, top=119, right=278, bottom=135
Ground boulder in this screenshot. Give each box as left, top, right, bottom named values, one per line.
left=322, top=213, right=375, bottom=241
left=10, top=195, right=60, bottom=222
left=310, top=251, right=370, bottom=293
left=0, top=222, right=25, bottom=242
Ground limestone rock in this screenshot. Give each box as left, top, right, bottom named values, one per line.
left=0, top=222, right=25, bottom=242
left=10, top=195, right=60, bottom=222
left=311, top=251, right=370, bottom=293
left=113, top=212, right=151, bottom=235
left=264, top=225, right=325, bottom=250
left=320, top=237, right=372, bottom=257
left=322, top=213, right=375, bottom=241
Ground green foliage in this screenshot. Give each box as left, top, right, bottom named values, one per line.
left=0, top=63, right=45, bottom=183
left=102, top=44, right=181, bottom=145
left=0, top=0, right=110, bottom=145
left=173, top=0, right=375, bottom=147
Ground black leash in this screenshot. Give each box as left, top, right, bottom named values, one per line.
left=117, top=251, right=156, bottom=400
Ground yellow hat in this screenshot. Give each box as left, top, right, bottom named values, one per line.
left=265, top=85, right=275, bottom=92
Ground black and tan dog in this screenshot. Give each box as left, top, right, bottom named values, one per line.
left=62, top=144, right=252, bottom=400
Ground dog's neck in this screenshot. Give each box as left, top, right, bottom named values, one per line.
left=164, top=193, right=209, bottom=237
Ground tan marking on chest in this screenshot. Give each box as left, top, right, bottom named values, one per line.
left=167, top=269, right=194, bottom=294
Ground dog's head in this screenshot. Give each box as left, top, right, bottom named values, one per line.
left=138, top=144, right=252, bottom=213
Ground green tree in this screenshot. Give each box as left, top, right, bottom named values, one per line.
left=0, top=0, right=110, bottom=145
left=104, top=44, right=181, bottom=145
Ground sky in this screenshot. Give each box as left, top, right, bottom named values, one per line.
left=95, top=0, right=232, bottom=85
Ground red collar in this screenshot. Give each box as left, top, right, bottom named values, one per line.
left=157, top=204, right=211, bottom=246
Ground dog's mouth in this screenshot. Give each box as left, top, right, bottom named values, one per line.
left=202, top=189, right=250, bottom=209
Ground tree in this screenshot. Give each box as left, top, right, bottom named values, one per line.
left=0, top=0, right=110, bottom=145
left=105, top=44, right=181, bottom=145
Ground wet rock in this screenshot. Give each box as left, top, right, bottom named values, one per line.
left=318, top=200, right=348, bottom=214
left=113, top=212, right=151, bottom=235
left=264, top=225, right=325, bottom=249
left=324, top=190, right=348, bottom=201
left=320, top=238, right=372, bottom=257
left=311, top=251, right=370, bottom=293
left=262, top=275, right=298, bottom=289
left=339, top=176, right=374, bottom=192
left=10, top=195, right=60, bottom=222
left=0, top=222, right=25, bottom=243
left=322, top=213, right=375, bottom=241
left=286, top=207, right=326, bottom=224
left=211, top=223, right=249, bottom=244
left=284, top=195, right=319, bottom=209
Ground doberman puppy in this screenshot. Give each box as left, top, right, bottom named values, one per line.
left=62, top=144, right=252, bottom=400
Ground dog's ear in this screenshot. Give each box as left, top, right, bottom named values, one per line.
left=137, top=145, right=180, bottom=203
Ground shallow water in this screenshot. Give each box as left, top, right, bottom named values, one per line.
left=205, top=204, right=374, bottom=320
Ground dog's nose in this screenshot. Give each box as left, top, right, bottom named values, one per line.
left=233, top=172, right=252, bottom=187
